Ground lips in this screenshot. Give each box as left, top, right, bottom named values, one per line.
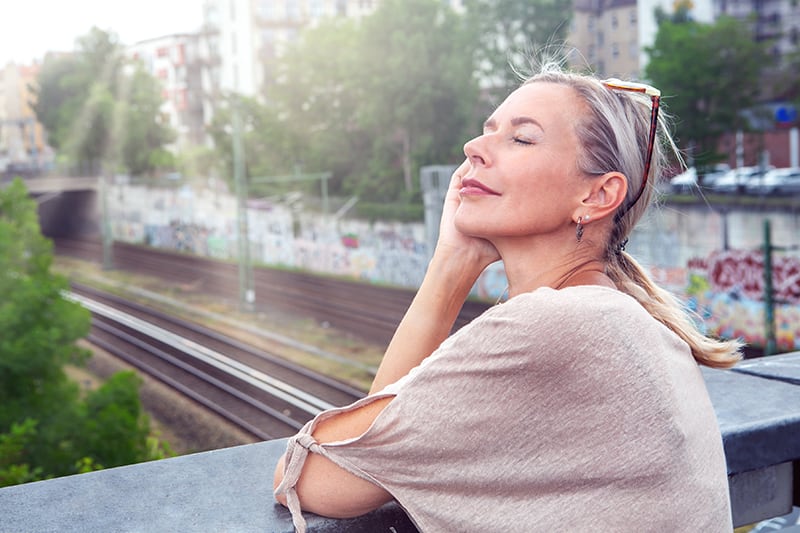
left=460, top=178, right=500, bottom=196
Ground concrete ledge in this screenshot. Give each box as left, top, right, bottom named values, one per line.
left=2, top=353, right=799, bottom=531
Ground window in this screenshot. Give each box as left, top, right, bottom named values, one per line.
left=286, top=0, right=299, bottom=20
left=310, top=0, right=324, bottom=17
left=612, top=42, right=619, bottom=59
left=611, top=15, right=618, bottom=29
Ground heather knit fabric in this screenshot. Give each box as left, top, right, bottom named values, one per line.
left=275, top=285, right=732, bottom=532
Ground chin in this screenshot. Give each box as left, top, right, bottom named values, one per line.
left=454, top=218, right=490, bottom=239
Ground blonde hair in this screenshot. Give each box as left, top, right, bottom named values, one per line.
left=525, top=65, right=741, bottom=368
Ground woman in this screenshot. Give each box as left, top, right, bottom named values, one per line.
left=273, top=65, right=741, bottom=532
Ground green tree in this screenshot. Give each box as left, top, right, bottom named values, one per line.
left=0, top=179, right=170, bottom=483
left=208, top=94, right=307, bottom=197
left=78, top=372, right=153, bottom=466
left=645, top=14, right=773, bottom=172
left=463, top=0, right=574, bottom=105
left=267, top=17, right=368, bottom=197
left=33, top=27, right=175, bottom=176
left=265, top=0, right=479, bottom=204
left=0, top=419, right=42, bottom=487
left=120, top=65, right=176, bottom=176
left=352, top=0, right=479, bottom=200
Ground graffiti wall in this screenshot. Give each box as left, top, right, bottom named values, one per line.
left=685, top=250, right=800, bottom=351
left=107, top=182, right=800, bottom=350
left=633, top=206, right=800, bottom=351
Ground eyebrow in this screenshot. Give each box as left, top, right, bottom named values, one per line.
left=482, top=116, right=544, bottom=132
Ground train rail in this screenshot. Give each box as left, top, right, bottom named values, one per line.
left=54, top=238, right=492, bottom=346
left=68, top=285, right=365, bottom=441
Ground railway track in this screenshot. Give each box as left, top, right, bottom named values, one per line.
left=54, top=238, right=493, bottom=346
left=68, top=284, right=365, bottom=441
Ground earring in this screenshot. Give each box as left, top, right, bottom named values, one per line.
left=576, top=215, right=589, bottom=242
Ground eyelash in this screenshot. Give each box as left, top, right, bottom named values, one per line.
left=513, top=137, right=533, bottom=145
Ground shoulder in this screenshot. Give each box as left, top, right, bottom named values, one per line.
left=466, top=285, right=687, bottom=366
left=486, top=285, right=651, bottom=331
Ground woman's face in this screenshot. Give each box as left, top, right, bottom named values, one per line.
left=456, top=82, right=589, bottom=242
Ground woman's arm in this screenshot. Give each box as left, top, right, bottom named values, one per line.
left=370, top=160, right=499, bottom=393
left=273, top=161, right=499, bottom=517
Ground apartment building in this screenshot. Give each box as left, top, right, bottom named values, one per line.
left=128, top=34, right=210, bottom=148
left=569, top=0, right=800, bottom=80
left=120, top=0, right=464, bottom=150
left=568, top=0, right=715, bottom=79
left=0, top=62, right=48, bottom=172
left=714, top=0, right=800, bottom=59
left=203, top=0, right=380, bottom=97
left=569, top=0, right=641, bottom=78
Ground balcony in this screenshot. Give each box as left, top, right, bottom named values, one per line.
left=2, top=353, right=799, bottom=531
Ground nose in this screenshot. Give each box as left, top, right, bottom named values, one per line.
left=463, top=134, right=489, bottom=167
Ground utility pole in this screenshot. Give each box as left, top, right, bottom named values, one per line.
left=763, top=219, right=776, bottom=357
left=232, top=98, right=254, bottom=310
left=100, top=171, right=113, bottom=270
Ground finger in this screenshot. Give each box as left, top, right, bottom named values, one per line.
left=450, top=159, right=470, bottom=188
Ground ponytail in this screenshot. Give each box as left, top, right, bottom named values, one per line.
left=526, top=64, right=742, bottom=368
left=606, top=251, right=742, bottom=369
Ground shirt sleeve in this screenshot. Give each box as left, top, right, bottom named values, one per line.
left=273, top=287, right=732, bottom=532
left=273, top=291, right=580, bottom=531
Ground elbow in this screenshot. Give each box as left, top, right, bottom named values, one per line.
left=273, top=454, right=288, bottom=507
left=274, top=452, right=391, bottom=518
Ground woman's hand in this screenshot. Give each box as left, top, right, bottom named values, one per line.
left=434, top=160, right=500, bottom=270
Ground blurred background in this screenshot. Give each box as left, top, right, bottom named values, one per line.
left=1, top=1, right=799, bottom=527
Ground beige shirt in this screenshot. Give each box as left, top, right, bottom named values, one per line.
left=276, top=286, right=733, bottom=532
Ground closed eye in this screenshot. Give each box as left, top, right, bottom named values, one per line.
left=513, top=137, right=533, bottom=145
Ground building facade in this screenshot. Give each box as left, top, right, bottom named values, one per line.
left=569, top=0, right=641, bottom=78
left=714, top=0, right=800, bottom=59
left=128, top=34, right=210, bottom=148
left=0, top=62, right=48, bottom=173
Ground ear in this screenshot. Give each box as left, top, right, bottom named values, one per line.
left=573, top=171, right=628, bottom=222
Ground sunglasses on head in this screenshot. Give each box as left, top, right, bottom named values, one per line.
left=602, top=78, right=661, bottom=215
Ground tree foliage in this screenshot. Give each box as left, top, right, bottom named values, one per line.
left=213, top=0, right=479, bottom=207
left=645, top=14, right=773, bottom=171
left=33, top=27, right=175, bottom=176
left=0, top=180, right=170, bottom=486
left=463, top=0, right=574, bottom=105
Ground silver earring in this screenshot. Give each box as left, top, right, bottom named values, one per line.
left=576, top=216, right=585, bottom=242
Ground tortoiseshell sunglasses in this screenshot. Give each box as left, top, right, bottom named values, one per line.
left=602, top=78, right=661, bottom=214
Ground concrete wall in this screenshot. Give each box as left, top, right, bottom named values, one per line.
left=102, top=182, right=800, bottom=350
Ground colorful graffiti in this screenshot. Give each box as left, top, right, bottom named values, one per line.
left=106, top=182, right=800, bottom=352
left=687, top=250, right=800, bottom=351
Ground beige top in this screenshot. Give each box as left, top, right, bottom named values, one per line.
left=275, top=286, right=732, bottom=532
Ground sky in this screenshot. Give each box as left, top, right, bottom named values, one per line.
left=1, top=0, right=206, bottom=65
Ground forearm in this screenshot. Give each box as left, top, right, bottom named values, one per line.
left=368, top=249, right=484, bottom=394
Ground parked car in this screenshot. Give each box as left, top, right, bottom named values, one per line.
left=745, top=167, right=800, bottom=196
left=669, top=167, right=697, bottom=193
left=668, top=165, right=730, bottom=194
left=698, top=165, right=731, bottom=190
left=709, top=166, right=772, bottom=194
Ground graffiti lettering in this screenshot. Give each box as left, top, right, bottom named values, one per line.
left=707, top=250, right=800, bottom=304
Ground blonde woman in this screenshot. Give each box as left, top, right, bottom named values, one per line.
left=274, top=65, right=741, bottom=532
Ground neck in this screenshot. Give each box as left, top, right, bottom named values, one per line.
left=501, top=246, right=612, bottom=297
